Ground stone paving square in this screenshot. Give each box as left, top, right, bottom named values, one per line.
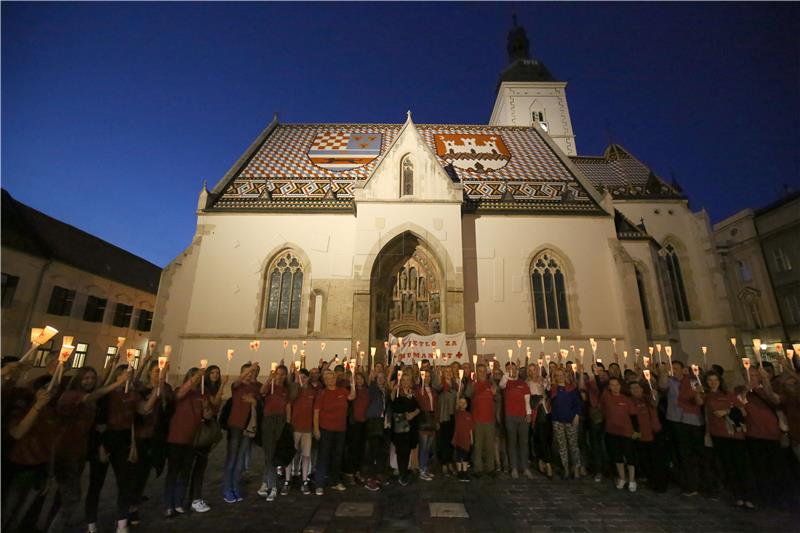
left=428, top=502, right=469, bottom=519
left=335, top=502, right=374, bottom=517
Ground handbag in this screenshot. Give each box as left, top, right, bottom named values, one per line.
left=194, top=418, right=223, bottom=449
left=243, top=402, right=258, bottom=438
left=393, top=412, right=410, bottom=434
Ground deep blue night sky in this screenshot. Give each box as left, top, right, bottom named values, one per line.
left=3, top=2, right=799, bottom=267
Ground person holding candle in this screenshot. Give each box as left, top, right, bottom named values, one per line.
left=499, top=361, right=533, bottom=479
left=343, top=370, right=369, bottom=485
left=391, top=369, right=421, bottom=486
left=659, top=359, right=707, bottom=497
left=2, top=375, right=57, bottom=532
left=415, top=368, right=438, bottom=481
left=583, top=363, right=609, bottom=482
left=363, top=366, right=390, bottom=491
left=129, top=361, right=173, bottom=525
left=288, top=367, right=317, bottom=495
left=258, top=364, right=290, bottom=502
left=432, top=365, right=458, bottom=476
left=742, top=365, right=789, bottom=507
left=84, top=364, right=158, bottom=533
left=48, top=367, right=130, bottom=533
left=452, top=396, right=474, bottom=482
left=629, top=379, right=668, bottom=492
left=526, top=363, right=554, bottom=479
left=549, top=368, right=583, bottom=480
left=222, top=362, right=261, bottom=504
left=703, top=371, right=755, bottom=508
left=313, top=369, right=356, bottom=495
left=601, top=377, right=638, bottom=491
left=163, top=368, right=204, bottom=518
left=464, top=363, right=497, bottom=477
left=492, top=363, right=509, bottom=473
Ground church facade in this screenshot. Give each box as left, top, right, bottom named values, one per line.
left=152, top=23, right=737, bottom=374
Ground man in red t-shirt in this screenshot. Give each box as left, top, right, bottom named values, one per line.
left=500, top=362, right=533, bottom=479
left=465, top=363, right=497, bottom=475
left=313, top=369, right=356, bottom=495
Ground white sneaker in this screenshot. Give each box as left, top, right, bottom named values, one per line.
left=174, top=506, right=186, bottom=514
left=266, top=488, right=277, bottom=502
left=257, top=482, right=269, bottom=497
left=191, top=499, right=211, bottom=513
left=115, top=520, right=129, bottom=533
left=594, top=473, right=602, bottom=482
left=628, top=481, right=638, bottom=493
left=88, top=524, right=98, bottom=533
left=615, top=478, right=626, bottom=490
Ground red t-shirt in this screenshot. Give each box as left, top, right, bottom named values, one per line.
left=263, top=384, right=289, bottom=416
left=632, top=397, right=661, bottom=442
left=168, top=389, right=203, bottom=445
left=744, top=389, right=780, bottom=441
left=9, top=403, right=60, bottom=466
left=601, top=391, right=636, bottom=437
left=705, top=391, right=744, bottom=440
left=133, top=386, right=162, bottom=439
left=292, top=386, right=317, bottom=432
left=228, top=382, right=260, bottom=430
left=315, top=387, right=350, bottom=432
left=414, top=386, right=436, bottom=413
left=471, top=381, right=495, bottom=424
left=352, top=386, right=370, bottom=423
left=452, top=410, right=473, bottom=451
left=503, top=379, right=529, bottom=417
left=56, top=390, right=96, bottom=459
left=106, top=388, right=142, bottom=431
left=677, top=376, right=702, bottom=416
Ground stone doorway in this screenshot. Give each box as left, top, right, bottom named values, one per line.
left=370, top=232, right=443, bottom=360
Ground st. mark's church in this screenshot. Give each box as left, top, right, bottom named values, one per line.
left=153, top=21, right=736, bottom=372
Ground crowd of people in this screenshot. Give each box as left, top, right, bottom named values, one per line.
left=2, top=343, right=800, bottom=533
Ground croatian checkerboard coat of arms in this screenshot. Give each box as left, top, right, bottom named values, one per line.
left=434, top=134, right=511, bottom=172
left=308, top=132, right=382, bottom=171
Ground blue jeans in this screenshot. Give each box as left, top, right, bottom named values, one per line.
left=315, top=429, right=345, bottom=488
left=223, top=428, right=251, bottom=495
left=418, top=432, right=435, bottom=473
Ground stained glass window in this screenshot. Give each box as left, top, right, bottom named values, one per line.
left=530, top=252, right=570, bottom=329
left=265, top=251, right=305, bottom=329
left=664, top=244, right=691, bottom=322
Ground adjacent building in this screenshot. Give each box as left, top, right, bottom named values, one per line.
left=714, top=191, right=800, bottom=356
left=153, top=21, right=739, bottom=375
left=1, top=189, right=161, bottom=369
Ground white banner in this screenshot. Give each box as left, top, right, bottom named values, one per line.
left=388, top=332, right=468, bottom=365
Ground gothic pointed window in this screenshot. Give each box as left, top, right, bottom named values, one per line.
left=664, top=244, right=691, bottom=322
left=531, top=252, right=570, bottom=329
left=265, top=251, right=304, bottom=329
left=635, top=267, right=652, bottom=331
left=402, top=156, right=414, bottom=196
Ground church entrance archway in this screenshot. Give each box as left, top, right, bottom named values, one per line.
left=370, top=232, right=443, bottom=360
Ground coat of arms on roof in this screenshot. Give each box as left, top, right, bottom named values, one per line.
left=433, top=134, right=511, bottom=172
left=307, top=132, right=382, bottom=171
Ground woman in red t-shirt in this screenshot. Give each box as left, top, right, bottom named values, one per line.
left=164, top=367, right=204, bottom=517
left=452, top=397, right=473, bottom=482
left=222, top=362, right=261, bottom=503
left=630, top=380, right=667, bottom=492
left=704, top=371, right=754, bottom=508
left=601, top=377, right=638, bottom=492
left=415, top=368, right=438, bottom=481
left=343, top=371, right=370, bottom=484
left=313, top=369, right=356, bottom=495
left=289, top=367, right=316, bottom=494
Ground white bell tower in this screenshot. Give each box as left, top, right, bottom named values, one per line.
left=488, top=16, right=577, bottom=156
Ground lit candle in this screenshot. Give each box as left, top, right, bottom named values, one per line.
left=596, top=358, right=603, bottom=365
left=125, top=348, right=136, bottom=393
left=623, top=350, right=628, bottom=365
left=691, top=364, right=703, bottom=391
left=611, top=338, right=617, bottom=351
left=294, top=360, right=301, bottom=371
left=742, top=358, right=751, bottom=385
left=589, top=338, right=597, bottom=357
left=370, top=346, right=376, bottom=368
left=488, top=361, right=495, bottom=371
left=435, top=348, right=441, bottom=363
left=417, top=360, right=422, bottom=371
left=157, top=356, right=167, bottom=397
left=634, top=348, right=641, bottom=364
left=226, top=349, right=234, bottom=375
left=507, top=348, right=513, bottom=361
left=359, top=352, right=365, bottom=367
left=556, top=335, right=562, bottom=351
left=48, top=344, right=75, bottom=391
left=148, top=340, right=157, bottom=356
left=643, top=356, right=650, bottom=367
left=751, top=338, right=762, bottom=363
left=163, top=345, right=172, bottom=357
left=665, top=346, right=673, bottom=376
left=570, top=363, right=577, bottom=373
left=200, top=359, right=208, bottom=395
left=283, top=340, right=288, bottom=357
left=481, top=337, right=486, bottom=348
left=701, top=346, right=708, bottom=368
left=526, top=346, right=532, bottom=362
left=540, top=336, right=546, bottom=346
left=655, top=343, right=662, bottom=365
left=320, top=341, right=326, bottom=353
left=270, top=362, right=277, bottom=394
left=292, top=344, right=298, bottom=358
left=253, top=340, right=261, bottom=351
left=579, top=347, right=585, bottom=367
left=473, top=354, right=478, bottom=366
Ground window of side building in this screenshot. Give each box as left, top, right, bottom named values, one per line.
left=137, top=309, right=153, bottom=332
left=83, top=296, right=108, bottom=323
left=47, top=286, right=76, bottom=316
left=1, top=273, right=19, bottom=308
left=113, top=303, right=134, bottom=328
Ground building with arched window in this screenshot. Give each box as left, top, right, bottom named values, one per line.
left=152, top=20, right=739, bottom=377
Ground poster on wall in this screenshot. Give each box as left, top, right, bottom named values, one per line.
left=388, top=332, right=468, bottom=365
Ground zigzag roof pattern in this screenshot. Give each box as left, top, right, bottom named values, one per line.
left=570, top=145, right=683, bottom=200
left=211, top=122, right=606, bottom=213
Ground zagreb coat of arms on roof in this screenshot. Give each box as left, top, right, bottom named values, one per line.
left=308, top=132, right=382, bottom=171
left=434, top=134, right=511, bottom=172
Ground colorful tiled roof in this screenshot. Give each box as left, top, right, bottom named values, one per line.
left=570, top=145, right=683, bottom=199
left=211, top=122, right=605, bottom=213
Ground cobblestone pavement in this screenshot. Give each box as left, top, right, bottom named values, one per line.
left=70, top=445, right=800, bottom=533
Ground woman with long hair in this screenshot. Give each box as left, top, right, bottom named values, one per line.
left=415, top=367, right=437, bottom=481
left=704, top=371, right=754, bottom=508
left=163, top=367, right=204, bottom=517
left=363, top=366, right=390, bottom=491
left=601, top=377, right=637, bottom=491
left=549, top=368, right=583, bottom=480
left=433, top=365, right=457, bottom=476
left=47, top=367, right=129, bottom=533
left=343, top=370, right=369, bottom=485
left=391, top=370, right=420, bottom=486
left=527, top=362, right=553, bottom=479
